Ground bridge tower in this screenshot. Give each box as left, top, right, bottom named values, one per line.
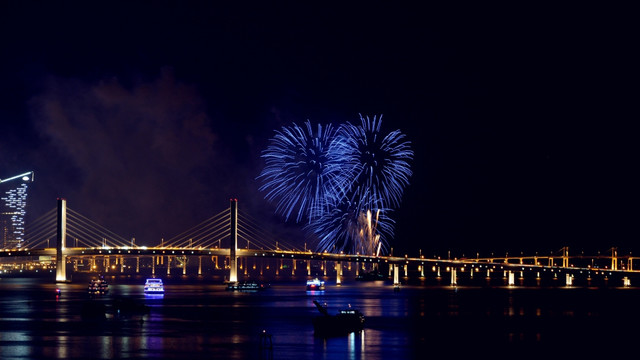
left=229, top=198, right=238, bottom=283
left=55, top=198, right=67, bottom=282
left=562, top=246, right=569, bottom=268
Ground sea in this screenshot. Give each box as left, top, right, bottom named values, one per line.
left=1, top=271, right=639, bottom=360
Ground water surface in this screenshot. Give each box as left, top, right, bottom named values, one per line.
left=0, top=274, right=638, bottom=359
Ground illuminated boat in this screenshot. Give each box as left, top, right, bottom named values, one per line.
left=312, top=300, right=365, bottom=337
left=306, top=278, right=325, bottom=291
left=144, top=278, right=165, bottom=294
left=87, top=277, right=109, bottom=294
left=226, top=280, right=268, bottom=291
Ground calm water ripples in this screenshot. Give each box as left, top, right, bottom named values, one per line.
left=1, top=274, right=639, bottom=359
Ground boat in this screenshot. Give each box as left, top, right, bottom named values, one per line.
left=306, top=278, right=325, bottom=291
left=226, top=280, right=268, bottom=291
left=144, top=278, right=165, bottom=294
left=355, top=269, right=386, bottom=281
left=312, top=300, right=365, bottom=337
left=88, top=277, right=109, bottom=294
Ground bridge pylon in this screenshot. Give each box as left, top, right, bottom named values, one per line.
left=228, top=198, right=238, bottom=283
left=55, top=198, right=67, bottom=282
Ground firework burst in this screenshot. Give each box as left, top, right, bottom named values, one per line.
left=329, top=114, right=414, bottom=211
left=257, top=120, right=341, bottom=223
left=306, top=192, right=395, bottom=254
left=259, top=114, right=413, bottom=255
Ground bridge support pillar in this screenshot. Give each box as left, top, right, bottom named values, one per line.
left=508, top=271, right=514, bottom=286
left=307, top=260, right=311, bottom=276
left=393, top=264, right=400, bottom=286
left=292, top=259, right=296, bottom=276
left=420, top=265, right=424, bottom=278
left=167, top=256, right=171, bottom=275
left=183, top=256, right=187, bottom=275
left=198, top=256, right=202, bottom=276
left=136, top=257, right=140, bottom=273
left=55, top=198, right=68, bottom=282
left=151, top=256, right=155, bottom=275
left=450, top=268, right=457, bottom=286
left=336, top=261, right=342, bottom=285
left=565, top=273, right=573, bottom=286
left=404, top=264, right=408, bottom=277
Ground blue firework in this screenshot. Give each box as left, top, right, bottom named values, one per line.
left=306, top=192, right=395, bottom=255
left=257, top=120, right=341, bottom=223
left=328, top=114, right=414, bottom=212
left=258, top=114, right=413, bottom=255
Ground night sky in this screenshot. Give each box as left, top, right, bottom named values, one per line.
left=1, top=2, right=637, bottom=257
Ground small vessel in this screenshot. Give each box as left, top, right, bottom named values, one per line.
left=306, top=278, right=325, bottom=291
left=312, top=300, right=365, bottom=337
left=88, top=277, right=109, bottom=294
left=144, top=278, right=165, bottom=294
left=226, top=280, right=268, bottom=291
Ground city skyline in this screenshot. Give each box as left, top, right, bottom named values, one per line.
left=0, top=171, right=34, bottom=248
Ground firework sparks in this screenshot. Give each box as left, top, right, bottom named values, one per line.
left=259, top=114, right=413, bottom=255
left=257, top=120, right=340, bottom=223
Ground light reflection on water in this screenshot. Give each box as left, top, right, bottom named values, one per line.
left=0, top=275, right=639, bottom=359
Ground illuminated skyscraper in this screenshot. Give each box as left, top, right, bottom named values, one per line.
left=1, top=171, right=34, bottom=249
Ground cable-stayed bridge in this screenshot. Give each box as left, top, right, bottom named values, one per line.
left=2, top=198, right=640, bottom=288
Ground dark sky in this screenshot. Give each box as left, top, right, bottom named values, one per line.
left=1, top=2, right=637, bottom=257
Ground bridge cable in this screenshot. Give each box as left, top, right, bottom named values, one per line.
left=161, top=209, right=229, bottom=248
left=23, top=208, right=57, bottom=248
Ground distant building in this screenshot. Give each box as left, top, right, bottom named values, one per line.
left=1, top=172, right=34, bottom=249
